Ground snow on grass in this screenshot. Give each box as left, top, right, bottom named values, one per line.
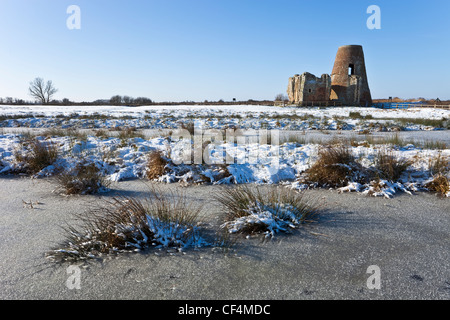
left=0, top=104, right=448, bottom=119
left=46, top=191, right=209, bottom=261
left=1, top=130, right=449, bottom=198
left=1, top=105, right=449, bottom=132
left=221, top=203, right=306, bottom=238
left=337, top=180, right=414, bottom=199
left=215, top=185, right=317, bottom=238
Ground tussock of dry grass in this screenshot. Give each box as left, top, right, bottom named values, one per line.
left=146, top=150, right=168, bottom=180
left=304, top=144, right=364, bottom=187
left=215, top=185, right=317, bottom=237
left=426, top=153, right=450, bottom=197
left=56, top=162, right=110, bottom=195
left=374, top=149, right=412, bottom=181
left=428, top=153, right=449, bottom=176
left=426, top=174, right=449, bottom=197
left=303, top=144, right=414, bottom=189
left=15, top=138, right=58, bottom=174
left=42, top=128, right=89, bottom=141
left=95, top=129, right=109, bottom=139
left=47, top=187, right=204, bottom=261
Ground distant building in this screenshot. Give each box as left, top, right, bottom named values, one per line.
left=287, top=73, right=331, bottom=104
left=288, top=45, right=372, bottom=106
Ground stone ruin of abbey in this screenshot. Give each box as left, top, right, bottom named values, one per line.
left=287, top=45, right=372, bottom=106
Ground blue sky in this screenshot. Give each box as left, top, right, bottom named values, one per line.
left=0, top=0, right=448, bottom=102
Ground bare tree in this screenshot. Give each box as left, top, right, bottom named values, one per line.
left=122, top=96, right=134, bottom=105
left=134, top=97, right=152, bottom=105
left=275, top=93, right=288, bottom=101
left=110, top=95, right=123, bottom=105
left=28, top=77, right=58, bottom=104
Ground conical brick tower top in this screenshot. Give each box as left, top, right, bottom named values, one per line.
left=330, top=45, right=372, bottom=106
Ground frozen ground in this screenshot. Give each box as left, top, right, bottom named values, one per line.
left=0, top=178, right=449, bottom=300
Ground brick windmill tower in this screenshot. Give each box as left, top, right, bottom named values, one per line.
left=330, top=45, right=372, bottom=106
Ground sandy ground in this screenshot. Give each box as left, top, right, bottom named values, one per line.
left=0, top=176, right=449, bottom=300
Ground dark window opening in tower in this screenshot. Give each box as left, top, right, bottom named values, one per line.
left=348, top=64, right=355, bottom=76
left=308, top=89, right=312, bottom=93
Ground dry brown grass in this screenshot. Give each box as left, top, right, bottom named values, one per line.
left=426, top=174, right=449, bottom=197
left=95, top=129, right=109, bottom=139
left=15, top=138, right=58, bottom=174
left=215, top=185, right=317, bottom=237
left=374, top=149, right=413, bottom=181
left=304, top=144, right=364, bottom=187
left=56, top=162, right=110, bottom=195
left=426, top=153, right=450, bottom=197
left=42, top=128, right=88, bottom=140
left=428, top=153, right=449, bottom=176
left=47, top=187, right=204, bottom=261
left=146, top=150, right=168, bottom=180
left=118, top=127, right=145, bottom=140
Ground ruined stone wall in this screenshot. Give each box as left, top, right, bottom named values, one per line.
left=287, top=45, right=372, bottom=106
left=287, top=72, right=331, bottom=104
left=287, top=74, right=301, bottom=104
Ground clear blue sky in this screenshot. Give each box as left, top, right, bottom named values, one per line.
left=0, top=0, right=448, bottom=102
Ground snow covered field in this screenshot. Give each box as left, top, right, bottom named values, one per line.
left=1, top=104, right=449, bottom=131
left=1, top=104, right=449, bottom=119
left=1, top=131, right=448, bottom=198
left=1, top=105, right=449, bottom=198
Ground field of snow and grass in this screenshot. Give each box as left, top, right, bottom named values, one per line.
left=1, top=104, right=449, bottom=132
left=0, top=132, right=449, bottom=198
left=1, top=105, right=449, bottom=200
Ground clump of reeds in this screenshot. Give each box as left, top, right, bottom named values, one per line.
left=304, top=144, right=365, bottom=187
left=373, top=149, right=412, bottom=181
left=426, top=153, right=450, bottom=197
left=146, top=150, right=168, bottom=180
left=46, top=187, right=205, bottom=261
left=56, top=162, right=110, bottom=195
left=428, top=153, right=449, bottom=176
left=15, top=138, right=58, bottom=174
left=425, top=174, right=449, bottom=197
left=215, top=185, right=317, bottom=238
